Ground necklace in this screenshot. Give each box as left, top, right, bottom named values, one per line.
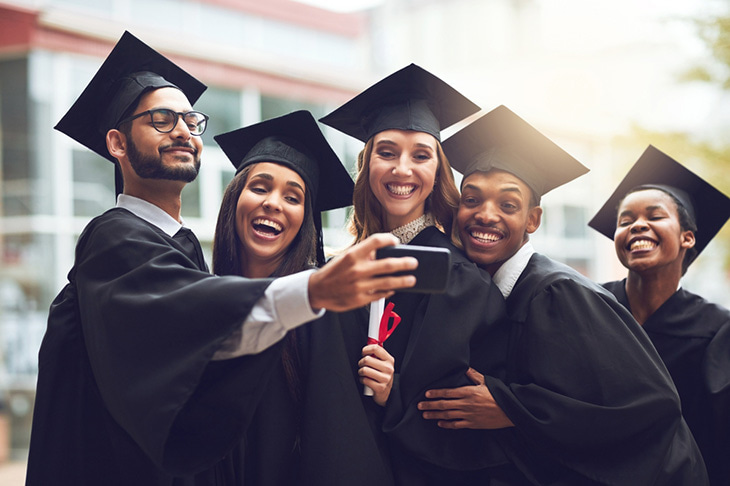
left=390, top=213, right=435, bottom=244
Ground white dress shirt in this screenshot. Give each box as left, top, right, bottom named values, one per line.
left=491, top=241, right=536, bottom=299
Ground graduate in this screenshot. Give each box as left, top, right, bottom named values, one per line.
left=320, top=64, right=512, bottom=484
left=212, top=110, right=396, bottom=485
left=419, top=105, right=709, bottom=485
left=25, top=33, right=416, bottom=485
left=589, top=145, right=730, bottom=486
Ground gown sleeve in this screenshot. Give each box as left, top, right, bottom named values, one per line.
left=73, top=211, right=278, bottom=473
left=484, top=275, right=707, bottom=485
left=704, top=317, right=730, bottom=484
left=297, top=309, right=396, bottom=486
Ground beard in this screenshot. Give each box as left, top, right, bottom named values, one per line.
left=127, top=138, right=201, bottom=183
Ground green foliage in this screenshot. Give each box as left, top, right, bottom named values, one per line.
left=678, top=66, right=714, bottom=83
left=691, top=14, right=730, bottom=87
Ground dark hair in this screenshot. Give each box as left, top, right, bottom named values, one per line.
left=348, top=136, right=459, bottom=242
left=212, top=162, right=317, bottom=417
left=212, top=164, right=317, bottom=278
left=621, top=186, right=698, bottom=275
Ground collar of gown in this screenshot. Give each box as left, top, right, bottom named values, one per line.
left=492, top=241, right=535, bottom=299
left=116, top=193, right=184, bottom=237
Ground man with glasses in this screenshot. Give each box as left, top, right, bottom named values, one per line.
left=26, top=32, right=416, bottom=485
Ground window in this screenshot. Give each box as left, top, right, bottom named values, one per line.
left=563, top=205, right=587, bottom=238
left=72, top=149, right=116, bottom=217
left=194, top=87, right=242, bottom=146
left=260, top=96, right=326, bottom=121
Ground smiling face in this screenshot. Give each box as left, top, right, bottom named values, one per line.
left=122, top=87, right=202, bottom=182
left=235, top=162, right=306, bottom=278
left=367, top=129, right=439, bottom=230
left=613, top=188, right=695, bottom=276
left=457, top=170, right=542, bottom=275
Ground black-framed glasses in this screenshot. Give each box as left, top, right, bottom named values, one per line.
left=117, top=108, right=210, bottom=136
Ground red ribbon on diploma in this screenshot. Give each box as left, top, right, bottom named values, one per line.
left=367, top=301, right=401, bottom=346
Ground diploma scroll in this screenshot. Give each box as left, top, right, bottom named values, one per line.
left=363, top=298, right=400, bottom=396
left=364, top=298, right=385, bottom=396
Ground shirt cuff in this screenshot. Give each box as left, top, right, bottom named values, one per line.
left=269, top=269, right=325, bottom=331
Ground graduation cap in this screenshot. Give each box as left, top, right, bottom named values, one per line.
left=54, top=31, right=207, bottom=194
left=214, top=110, right=354, bottom=265
left=214, top=110, right=353, bottom=213
left=443, top=105, right=588, bottom=201
left=588, top=145, right=730, bottom=259
left=319, top=63, right=480, bottom=142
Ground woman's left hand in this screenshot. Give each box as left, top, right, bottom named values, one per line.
left=359, top=344, right=395, bottom=406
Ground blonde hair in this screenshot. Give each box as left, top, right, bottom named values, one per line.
left=348, top=136, right=460, bottom=244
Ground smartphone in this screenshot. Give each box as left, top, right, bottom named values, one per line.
left=375, top=245, right=451, bottom=294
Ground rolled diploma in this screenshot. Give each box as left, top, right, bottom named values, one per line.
left=364, top=297, right=385, bottom=396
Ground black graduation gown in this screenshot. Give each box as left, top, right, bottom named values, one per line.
left=483, top=254, right=708, bottom=485
left=237, top=308, right=397, bottom=486
left=298, top=310, right=397, bottom=486
left=369, top=226, right=512, bottom=484
left=240, top=341, right=301, bottom=486
left=603, top=280, right=730, bottom=486
left=26, top=208, right=283, bottom=485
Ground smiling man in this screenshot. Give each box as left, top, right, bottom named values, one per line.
left=26, top=32, right=416, bottom=486
left=418, top=105, right=709, bottom=485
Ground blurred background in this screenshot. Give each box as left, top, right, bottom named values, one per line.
left=0, top=0, right=728, bottom=479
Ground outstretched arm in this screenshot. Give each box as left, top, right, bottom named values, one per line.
left=418, top=368, right=514, bottom=430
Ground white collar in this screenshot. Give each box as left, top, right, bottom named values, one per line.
left=116, top=194, right=183, bottom=237
left=492, top=241, right=535, bottom=299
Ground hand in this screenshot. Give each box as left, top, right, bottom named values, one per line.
left=359, top=344, right=395, bottom=406
left=308, top=233, right=417, bottom=312
left=417, top=368, right=514, bottom=430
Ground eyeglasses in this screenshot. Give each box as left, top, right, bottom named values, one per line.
left=117, top=109, right=210, bottom=136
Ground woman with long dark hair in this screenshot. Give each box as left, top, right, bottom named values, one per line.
left=213, top=110, right=397, bottom=485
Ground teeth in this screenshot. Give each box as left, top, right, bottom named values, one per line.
left=253, top=218, right=282, bottom=233
left=630, top=240, right=656, bottom=251
left=387, top=184, right=415, bottom=196
left=471, top=230, right=501, bottom=242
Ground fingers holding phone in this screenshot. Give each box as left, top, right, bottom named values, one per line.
left=308, top=234, right=418, bottom=312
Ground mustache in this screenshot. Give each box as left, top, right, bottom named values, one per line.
left=159, top=141, right=198, bottom=155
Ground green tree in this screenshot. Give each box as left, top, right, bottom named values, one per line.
left=680, top=13, right=730, bottom=88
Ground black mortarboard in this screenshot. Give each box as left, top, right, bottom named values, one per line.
left=588, top=145, right=730, bottom=258
left=443, top=105, right=588, bottom=200
left=214, top=110, right=353, bottom=213
left=214, top=111, right=354, bottom=265
left=319, top=63, right=480, bottom=142
left=54, top=31, right=207, bottom=193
